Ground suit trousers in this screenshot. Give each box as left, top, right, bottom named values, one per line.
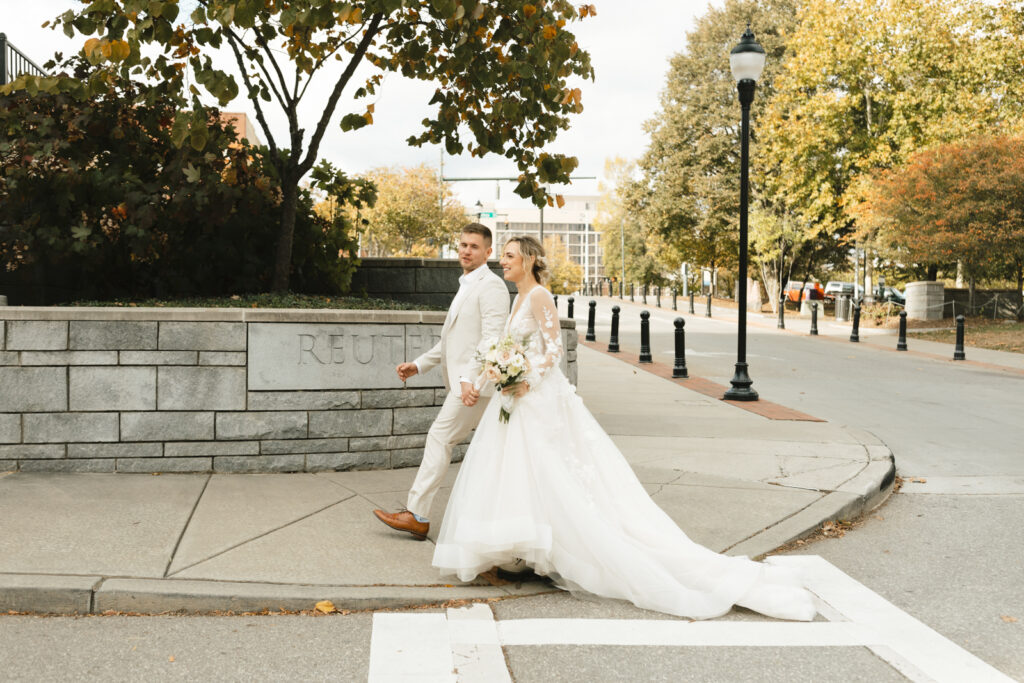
left=406, top=390, right=489, bottom=520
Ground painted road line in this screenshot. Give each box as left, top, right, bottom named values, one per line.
left=498, top=620, right=877, bottom=647
left=447, top=604, right=511, bottom=683
left=368, top=612, right=454, bottom=683
left=768, top=555, right=1014, bottom=683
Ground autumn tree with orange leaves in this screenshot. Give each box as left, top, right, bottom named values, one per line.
left=855, top=136, right=1024, bottom=316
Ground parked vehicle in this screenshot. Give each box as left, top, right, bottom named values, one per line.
left=783, top=281, right=825, bottom=302
left=877, top=285, right=905, bottom=304
left=824, top=281, right=854, bottom=302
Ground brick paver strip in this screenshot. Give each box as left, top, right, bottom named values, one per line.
left=578, top=340, right=825, bottom=423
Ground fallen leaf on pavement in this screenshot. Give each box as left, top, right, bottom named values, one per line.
left=315, top=600, right=337, bottom=614
left=1001, top=615, right=1018, bottom=623
left=168, top=656, right=175, bottom=663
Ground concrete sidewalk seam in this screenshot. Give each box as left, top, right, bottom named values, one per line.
left=164, top=490, right=360, bottom=577
left=163, top=473, right=211, bottom=579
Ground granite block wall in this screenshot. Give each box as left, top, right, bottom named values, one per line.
left=0, top=308, right=578, bottom=473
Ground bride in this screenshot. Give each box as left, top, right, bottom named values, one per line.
left=432, top=236, right=817, bottom=622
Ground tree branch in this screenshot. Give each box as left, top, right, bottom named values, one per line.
left=251, top=23, right=295, bottom=110
left=226, top=28, right=291, bottom=116
left=221, top=28, right=281, bottom=171
left=299, top=13, right=385, bottom=175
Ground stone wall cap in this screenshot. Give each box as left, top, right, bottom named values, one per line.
left=0, top=307, right=448, bottom=324
left=358, top=257, right=502, bottom=269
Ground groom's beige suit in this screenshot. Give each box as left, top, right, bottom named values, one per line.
left=406, top=263, right=510, bottom=519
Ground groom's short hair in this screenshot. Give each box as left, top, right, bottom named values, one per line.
left=461, top=223, right=492, bottom=247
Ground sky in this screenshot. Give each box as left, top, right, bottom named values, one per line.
left=4, top=1, right=727, bottom=208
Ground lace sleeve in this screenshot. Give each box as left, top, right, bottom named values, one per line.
left=526, top=288, right=563, bottom=385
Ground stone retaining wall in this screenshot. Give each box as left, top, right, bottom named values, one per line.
left=351, top=258, right=514, bottom=309
left=0, top=308, right=578, bottom=474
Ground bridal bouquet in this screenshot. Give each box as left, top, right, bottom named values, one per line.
left=477, top=333, right=532, bottom=423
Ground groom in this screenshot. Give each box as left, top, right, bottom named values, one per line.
left=373, top=223, right=510, bottom=539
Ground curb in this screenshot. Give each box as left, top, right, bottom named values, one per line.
left=727, top=437, right=897, bottom=560
left=0, top=576, right=556, bottom=615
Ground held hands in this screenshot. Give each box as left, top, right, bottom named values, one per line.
left=501, top=381, right=530, bottom=399
left=396, top=362, right=419, bottom=383
left=461, top=381, right=480, bottom=406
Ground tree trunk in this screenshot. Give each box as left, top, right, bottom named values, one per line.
left=968, top=276, right=976, bottom=314
left=927, top=264, right=939, bottom=281
left=865, top=251, right=875, bottom=303
left=271, top=177, right=300, bottom=293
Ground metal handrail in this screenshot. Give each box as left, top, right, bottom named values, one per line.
left=1, top=33, right=48, bottom=86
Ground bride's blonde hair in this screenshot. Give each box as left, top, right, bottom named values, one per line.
left=505, top=235, right=549, bottom=284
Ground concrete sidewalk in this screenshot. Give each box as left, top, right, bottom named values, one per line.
left=0, top=345, right=894, bottom=615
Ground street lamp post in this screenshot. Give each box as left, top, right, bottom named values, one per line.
left=723, top=25, right=765, bottom=402
left=619, top=216, right=626, bottom=298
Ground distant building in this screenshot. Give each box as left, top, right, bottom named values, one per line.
left=220, top=112, right=262, bottom=146
left=473, top=195, right=603, bottom=284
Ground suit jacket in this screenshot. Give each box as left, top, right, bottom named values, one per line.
left=415, top=266, right=510, bottom=398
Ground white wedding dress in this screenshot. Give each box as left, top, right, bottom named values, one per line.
left=432, top=286, right=817, bottom=621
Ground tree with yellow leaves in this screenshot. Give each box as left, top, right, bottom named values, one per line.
left=353, top=165, right=466, bottom=257
left=760, top=0, right=1024, bottom=258
left=543, top=237, right=583, bottom=294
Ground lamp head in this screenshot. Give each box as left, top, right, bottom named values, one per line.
left=730, top=25, right=766, bottom=83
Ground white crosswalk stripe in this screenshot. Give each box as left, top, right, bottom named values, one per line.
left=368, top=556, right=1013, bottom=683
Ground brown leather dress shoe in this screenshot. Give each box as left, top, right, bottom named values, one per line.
left=372, top=509, right=429, bottom=540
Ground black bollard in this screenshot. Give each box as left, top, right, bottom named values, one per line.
left=586, top=300, right=597, bottom=342
left=619, top=281, right=624, bottom=299
left=810, top=302, right=819, bottom=336
left=778, top=294, right=786, bottom=329
left=608, top=306, right=621, bottom=352
left=639, top=310, right=653, bottom=363
left=673, top=317, right=689, bottom=378
left=567, top=296, right=575, bottom=319
left=689, top=292, right=695, bottom=314
left=705, top=293, right=712, bottom=318
left=896, top=311, right=908, bottom=351
left=850, top=303, right=861, bottom=342
left=630, top=283, right=635, bottom=302
left=642, top=285, right=648, bottom=305
left=954, top=314, right=966, bottom=360
left=672, top=287, right=678, bottom=311
left=656, top=287, right=661, bottom=308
